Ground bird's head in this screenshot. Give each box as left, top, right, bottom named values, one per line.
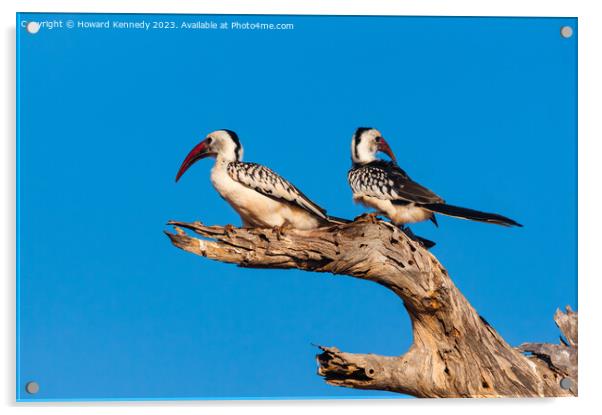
left=175, top=129, right=243, bottom=182
left=351, top=127, right=396, bottom=164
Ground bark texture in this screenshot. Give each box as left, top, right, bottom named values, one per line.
left=165, top=216, right=577, bottom=398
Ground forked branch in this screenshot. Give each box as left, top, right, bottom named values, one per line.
left=165, top=217, right=577, bottom=398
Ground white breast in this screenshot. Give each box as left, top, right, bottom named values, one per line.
left=353, top=194, right=432, bottom=225
left=211, top=161, right=321, bottom=229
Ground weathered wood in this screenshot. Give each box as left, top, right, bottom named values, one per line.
left=165, top=216, right=577, bottom=398
left=517, top=306, right=578, bottom=395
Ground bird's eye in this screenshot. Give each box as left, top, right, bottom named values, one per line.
left=206, top=137, right=213, bottom=144
left=375, top=136, right=382, bottom=143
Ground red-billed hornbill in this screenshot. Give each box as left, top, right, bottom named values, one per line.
left=348, top=127, right=522, bottom=228
left=176, top=129, right=346, bottom=229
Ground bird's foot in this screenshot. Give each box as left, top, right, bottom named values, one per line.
left=271, top=224, right=291, bottom=240
left=224, top=224, right=236, bottom=237
left=354, top=212, right=380, bottom=223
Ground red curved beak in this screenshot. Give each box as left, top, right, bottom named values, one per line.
left=175, top=139, right=212, bottom=182
left=377, top=138, right=397, bottom=162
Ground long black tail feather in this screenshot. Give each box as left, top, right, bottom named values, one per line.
left=422, top=203, right=522, bottom=227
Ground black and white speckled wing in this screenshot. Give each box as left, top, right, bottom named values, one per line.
left=228, top=162, right=328, bottom=220
left=348, top=160, right=444, bottom=205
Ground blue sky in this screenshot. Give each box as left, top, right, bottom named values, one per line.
left=17, top=13, right=577, bottom=401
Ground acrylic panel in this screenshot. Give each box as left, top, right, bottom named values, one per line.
left=16, top=13, right=577, bottom=401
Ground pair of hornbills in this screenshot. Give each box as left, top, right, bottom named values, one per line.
left=175, top=128, right=521, bottom=248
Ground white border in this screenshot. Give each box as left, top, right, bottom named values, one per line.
left=2, top=1, right=599, bottom=414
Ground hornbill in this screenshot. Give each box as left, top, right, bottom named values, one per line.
left=176, top=129, right=347, bottom=229
left=348, top=127, right=522, bottom=228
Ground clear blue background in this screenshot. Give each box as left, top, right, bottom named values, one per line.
left=17, top=13, right=577, bottom=401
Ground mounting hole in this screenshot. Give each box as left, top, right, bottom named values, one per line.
left=560, top=377, right=573, bottom=390
left=26, top=21, right=40, bottom=34
left=560, top=26, right=573, bottom=39
left=25, top=381, right=39, bottom=394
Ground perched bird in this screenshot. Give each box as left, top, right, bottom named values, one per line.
left=348, top=127, right=522, bottom=228
left=176, top=129, right=346, bottom=229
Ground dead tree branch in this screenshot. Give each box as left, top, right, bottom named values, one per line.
left=165, top=217, right=577, bottom=398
